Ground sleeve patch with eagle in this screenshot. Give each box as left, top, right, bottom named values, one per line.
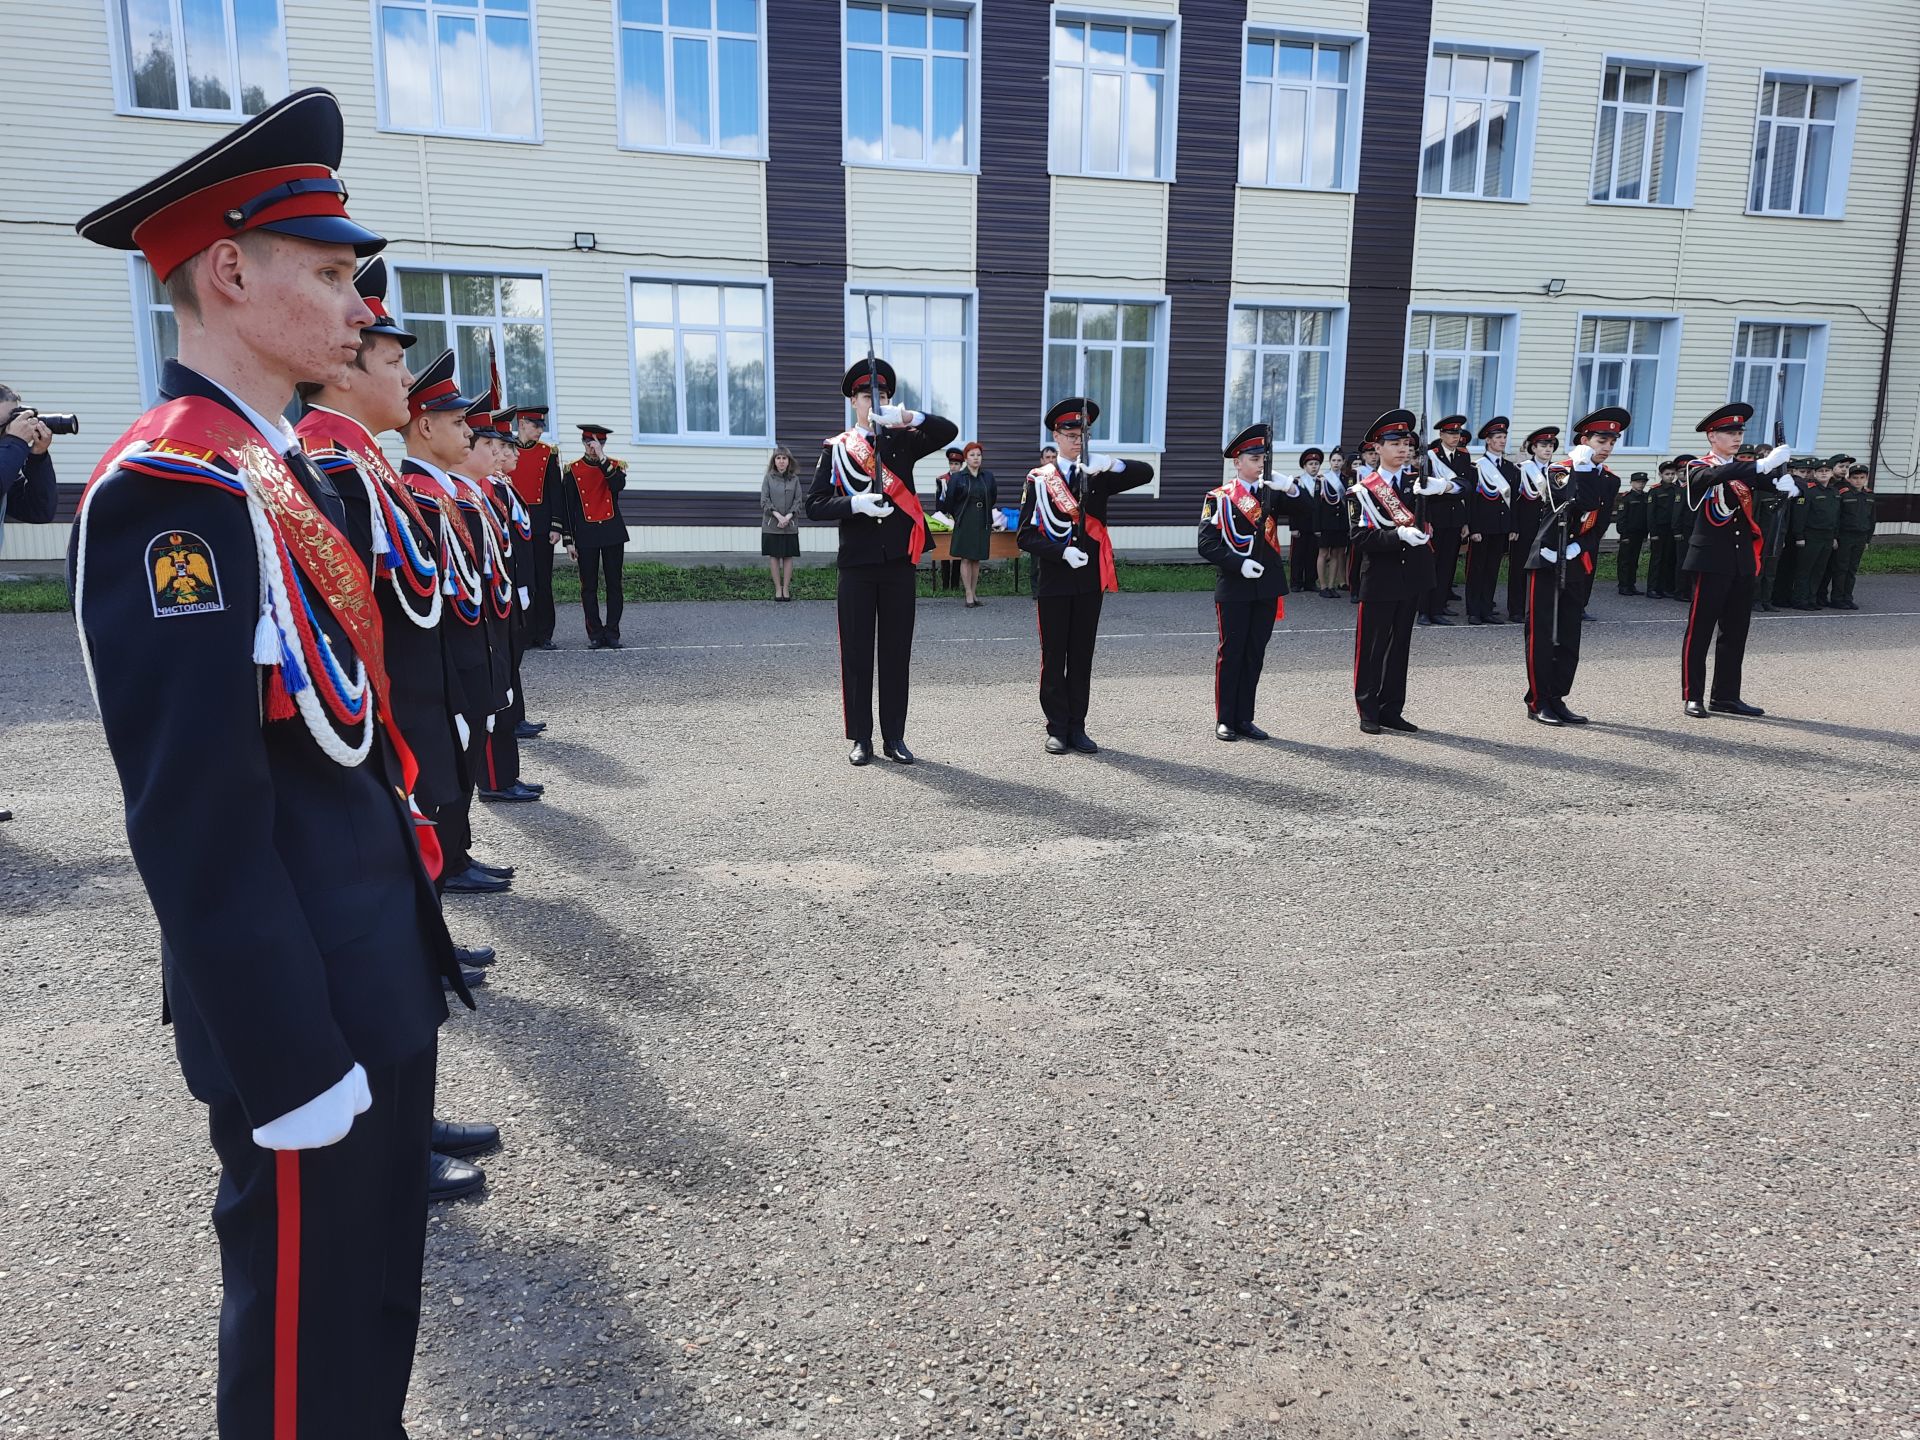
left=147, top=530, right=224, bottom=617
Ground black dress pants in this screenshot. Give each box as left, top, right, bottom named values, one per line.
left=525, top=512, right=556, bottom=644
left=1464, top=536, right=1503, bottom=618
left=1523, top=569, right=1586, bottom=710
left=1289, top=533, right=1317, bottom=591
left=1506, top=536, right=1530, bottom=618
left=1037, top=590, right=1104, bottom=738
left=1352, top=596, right=1416, bottom=723
left=210, top=1043, right=437, bottom=1439
left=836, top=560, right=917, bottom=746
left=1215, top=599, right=1277, bottom=727
left=577, top=543, right=625, bottom=642
left=1682, top=567, right=1754, bottom=703
left=1426, top=529, right=1463, bottom=617
left=1616, top=535, right=1644, bottom=592
left=1646, top=533, right=1673, bottom=592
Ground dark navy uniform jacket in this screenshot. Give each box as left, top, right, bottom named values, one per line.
left=1683, top=457, right=1767, bottom=576
left=1347, top=469, right=1436, bottom=602
left=69, top=362, right=462, bottom=1129
left=1197, top=481, right=1290, bottom=603
left=1016, top=456, right=1156, bottom=598
left=807, top=413, right=959, bottom=568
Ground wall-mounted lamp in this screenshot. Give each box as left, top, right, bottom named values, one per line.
left=1543, top=278, right=1566, bottom=296
left=573, top=232, right=598, bottom=251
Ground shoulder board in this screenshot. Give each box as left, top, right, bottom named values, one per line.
left=114, top=443, right=247, bottom=495
left=1686, top=458, right=1714, bottom=470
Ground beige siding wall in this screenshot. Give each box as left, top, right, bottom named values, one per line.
left=1051, top=177, right=1170, bottom=290
left=1233, top=189, right=1354, bottom=293
left=846, top=168, right=976, bottom=284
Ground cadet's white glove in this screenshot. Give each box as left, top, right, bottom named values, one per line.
left=1569, top=444, right=1596, bottom=469
left=1062, top=545, right=1090, bottom=569
left=872, top=403, right=915, bottom=427
left=1540, top=547, right=1557, bottom=563
left=1414, top=476, right=1449, bottom=496
left=1565, top=542, right=1582, bottom=559
left=1086, top=453, right=1123, bottom=474
left=518, top=586, right=530, bottom=609
left=1773, top=477, right=1800, bottom=498
left=1240, top=558, right=1264, bottom=580
left=1264, top=475, right=1301, bottom=495
left=849, top=491, right=895, bottom=518
left=1396, top=525, right=1430, bottom=547
left=455, top=713, right=471, bottom=749
left=252, top=1064, right=371, bottom=1150
left=1758, top=443, right=1791, bottom=474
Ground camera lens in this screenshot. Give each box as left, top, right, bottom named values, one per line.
left=40, top=414, right=79, bottom=436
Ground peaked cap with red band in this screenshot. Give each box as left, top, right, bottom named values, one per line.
left=354, top=256, right=416, bottom=349
left=1477, top=416, right=1510, bottom=440
left=1299, top=447, right=1325, bottom=465
left=1696, top=402, right=1753, bottom=434
left=842, top=359, right=897, bottom=400
left=1365, top=408, right=1418, bottom=445
left=1525, top=425, right=1560, bottom=449
left=1435, top=414, right=1470, bottom=435
left=1223, top=422, right=1271, bottom=460
left=1572, top=406, right=1632, bottom=439
left=75, top=88, right=384, bottom=282
left=407, top=349, right=472, bottom=419
left=1046, top=396, right=1100, bottom=432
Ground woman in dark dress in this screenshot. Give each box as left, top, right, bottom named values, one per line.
left=946, top=440, right=997, bottom=607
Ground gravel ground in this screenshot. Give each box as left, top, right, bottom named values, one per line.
left=2, top=578, right=1917, bottom=1440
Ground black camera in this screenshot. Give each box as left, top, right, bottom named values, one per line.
left=5, top=407, right=78, bottom=436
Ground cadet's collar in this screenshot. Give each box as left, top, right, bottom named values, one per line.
left=194, top=366, right=295, bottom=456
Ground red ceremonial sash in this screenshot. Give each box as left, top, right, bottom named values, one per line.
left=1728, top=477, right=1762, bottom=576
left=834, top=428, right=928, bottom=564
left=1358, top=472, right=1419, bottom=529
left=1211, top=484, right=1284, bottom=619
left=570, top=458, right=620, bottom=523
left=1041, top=466, right=1118, bottom=592
left=294, top=409, right=440, bottom=542
left=509, top=442, right=551, bottom=506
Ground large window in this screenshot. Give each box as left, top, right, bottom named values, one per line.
left=1225, top=305, right=1337, bottom=448
left=1044, top=297, right=1164, bottom=449
left=1422, top=47, right=1527, bottom=199
left=1049, top=15, right=1174, bottom=181
left=378, top=0, right=539, bottom=141
left=1591, top=60, right=1694, bottom=206
left=846, top=3, right=972, bottom=168
left=1403, top=313, right=1510, bottom=430
left=115, top=0, right=287, bottom=117
left=1571, top=316, right=1676, bottom=450
left=132, top=258, right=299, bottom=422
left=396, top=269, right=550, bottom=407
left=619, top=0, right=761, bottom=155
left=1751, top=74, right=1853, bottom=218
left=1240, top=33, right=1357, bottom=190
left=1729, top=322, right=1821, bottom=449
left=630, top=278, right=770, bottom=441
left=845, top=291, right=971, bottom=438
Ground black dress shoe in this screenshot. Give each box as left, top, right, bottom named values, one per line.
left=1417, top=615, right=1432, bottom=627
left=1045, top=735, right=1069, bottom=755
left=883, top=742, right=916, bottom=765
left=470, top=860, right=515, bottom=879
left=606, top=635, right=625, bottom=649
left=1068, top=731, right=1099, bottom=755
left=454, top=945, right=496, bottom=967
left=848, top=741, right=873, bottom=766
left=1379, top=716, right=1420, bottom=733
left=1466, top=615, right=1484, bottom=625
left=534, top=639, right=559, bottom=651
left=1648, top=590, right=1665, bottom=599
left=1684, top=700, right=1710, bottom=719
left=1581, top=610, right=1597, bottom=622
left=1529, top=707, right=1564, bottom=726
left=444, top=866, right=511, bottom=894
left=432, top=1118, right=501, bottom=1159
left=1349, top=594, right=1360, bottom=604
left=515, top=721, right=544, bottom=739
left=519, top=781, right=545, bottom=795
left=442, top=965, right=487, bottom=991
left=428, top=1151, right=486, bottom=1203
left=1554, top=702, right=1589, bottom=725
left=1429, top=615, right=1454, bottom=626
left=1215, top=723, right=1238, bottom=742
left=478, top=784, right=539, bottom=803
left=1359, top=717, right=1383, bottom=735
left=587, top=636, right=609, bottom=649
left=1236, top=722, right=1270, bottom=741
left=1709, top=698, right=1765, bottom=716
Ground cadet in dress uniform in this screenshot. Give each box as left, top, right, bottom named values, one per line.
left=1508, top=427, right=1556, bottom=623
left=1522, top=407, right=1624, bottom=727
left=1313, top=451, right=1350, bottom=596
left=1198, top=424, right=1305, bottom=741
left=1287, top=448, right=1321, bottom=591
left=69, top=88, right=468, bottom=1436
left=1465, top=417, right=1515, bottom=623
left=1645, top=463, right=1678, bottom=599
left=1670, top=460, right=1699, bottom=601
left=1018, top=397, right=1155, bottom=754
left=1346, top=438, right=1379, bottom=604
left=1831, top=466, right=1875, bottom=610
left=1349, top=409, right=1444, bottom=734
left=1615, top=472, right=1651, bottom=595
left=805, top=359, right=957, bottom=764
left=457, top=406, right=541, bottom=803
left=1419, top=416, right=1470, bottom=625
left=506, top=405, right=562, bottom=648
left=1680, top=403, right=1796, bottom=718
left=557, top=425, right=631, bottom=648
left=485, top=413, right=549, bottom=741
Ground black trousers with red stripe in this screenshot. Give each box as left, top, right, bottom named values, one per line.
left=209, top=1043, right=437, bottom=1439
left=1682, top=566, right=1754, bottom=703
left=836, top=560, right=918, bottom=747
left=577, top=542, right=625, bottom=642
left=1524, top=568, right=1586, bottom=710
left=1352, top=596, right=1416, bottom=724
left=1506, top=536, right=1531, bottom=619
left=1215, top=599, right=1277, bottom=727
left=1037, top=590, right=1104, bottom=738
left=1464, top=536, right=1504, bottom=619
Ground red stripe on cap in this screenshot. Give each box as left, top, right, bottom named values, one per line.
left=408, top=378, right=461, bottom=418
left=1584, top=421, right=1624, bottom=435
left=1706, top=418, right=1747, bottom=431
left=133, top=164, right=348, bottom=282
left=365, top=296, right=395, bottom=322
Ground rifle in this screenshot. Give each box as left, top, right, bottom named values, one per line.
left=1767, top=361, right=1792, bottom=562
left=862, top=293, right=888, bottom=525
left=1414, top=409, right=1430, bottom=529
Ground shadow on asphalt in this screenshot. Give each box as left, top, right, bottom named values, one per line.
left=887, top=759, right=1149, bottom=840
left=1411, top=727, right=1671, bottom=786
left=455, top=892, right=699, bottom=1017
left=515, top=734, right=646, bottom=787
left=1094, top=746, right=1344, bottom=812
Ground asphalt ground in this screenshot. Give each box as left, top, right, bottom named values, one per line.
left=1, top=576, right=1916, bottom=1440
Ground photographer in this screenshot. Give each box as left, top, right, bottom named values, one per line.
left=0, top=383, right=63, bottom=543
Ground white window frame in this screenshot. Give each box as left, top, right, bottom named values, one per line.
left=388, top=260, right=560, bottom=420
left=1726, top=316, right=1829, bottom=453
left=841, top=1, right=982, bottom=174
left=1420, top=40, right=1540, bottom=203
left=1747, top=70, right=1860, bottom=221
left=105, top=0, right=290, bottom=121
left=1401, top=307, right=1521, bottom=445
left=1039, top=291, right=1170, bottom=453
left=844, top=284, right=979, bottom=441
left=613, top=0, right=768, bottom=159
left=370, top=0, right=545, bottom=144
left=1048, top=7, right=1182, bottom=184
left=625, top=270, right=777, bottom=447
left=128, top=257, right=179, bottom=406
left=1221, top=297, right=1348, bottom=451
left=1237, top=23, right=1367, bottom=194
left=1567, top=310, right=1683, bottom=454
left=1589, top=54, right=1704, bottom=209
